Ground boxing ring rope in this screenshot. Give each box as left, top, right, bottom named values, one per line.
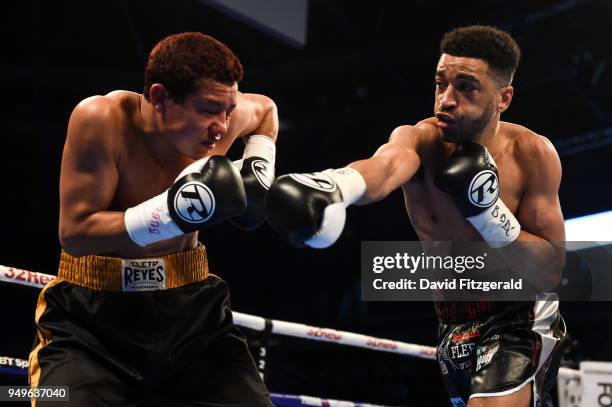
left=232, top=311, right=437, bottom=360
left=230, top=310, right=579, bottom=381
left=0, top=264, right=581, bottom=404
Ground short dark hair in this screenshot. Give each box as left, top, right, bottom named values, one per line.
left=144, top=32, right=244, bottom=102
left=440, top=25, right=521, bottom=84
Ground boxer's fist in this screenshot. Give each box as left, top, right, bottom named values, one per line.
left=125, top=156, right=246, bottom=246
left=168, top=156, right=247, bottom=231
left=434, top=142, right=499, bottom=217
left=230, top=135, right=276, bottom=230
left=265, top=168, right=366, bottom=248
left=434, top=143, right=521, bottom=247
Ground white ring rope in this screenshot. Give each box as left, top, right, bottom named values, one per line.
left=232, top=311, right=437, bottom=359
left=557, top=367, right=581, bottom=380
left=0, top=264, right=580, bottom=378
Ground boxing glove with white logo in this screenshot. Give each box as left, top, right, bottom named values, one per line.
left=125, top=156, right=246, bottom=247
left=265, top=167, right=366, bottom=248
left=230, top=135, right=276, bottom=230
left=434, top=142, right=520, bottom=247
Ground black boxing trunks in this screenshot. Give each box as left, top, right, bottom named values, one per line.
left=28, top=245, right=273, bottom=407
left=436, top=295, right=566, bottom=407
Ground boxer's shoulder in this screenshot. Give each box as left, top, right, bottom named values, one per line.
left=70, top=95, right=123, bottom=142
left=390, top=118, right=439, bottom=149
left=500, top=122, right=558, bottom=164
left=72, top=93, right=127, bottom=122
left=414, top=118, right=448, bottom=160
left=68, top=92, right=138, bottom=156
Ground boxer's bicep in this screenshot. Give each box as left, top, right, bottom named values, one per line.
left=373, top=132, right=421, bottom=183
left=517, top=136, right=565, bottom=242
left=350, top=126, right=422, bottom=203
left=377, top=124, right=429, bottom=182
left=59, top=99, right=120, bottom=236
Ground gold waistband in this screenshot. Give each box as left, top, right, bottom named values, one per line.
left=58, top=245, right=209, bottom=291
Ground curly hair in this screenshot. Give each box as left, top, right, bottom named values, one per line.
left=144, top=32, right=244, bottom=103
left=440, top=25, right=521, bottom=85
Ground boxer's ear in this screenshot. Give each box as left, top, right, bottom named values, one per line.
left=498, top=85, right=513, bottom=113
left=149, top=84, right=168, bottom=113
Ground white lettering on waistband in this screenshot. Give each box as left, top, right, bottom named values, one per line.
left=121, top=258, right=166, bottom=291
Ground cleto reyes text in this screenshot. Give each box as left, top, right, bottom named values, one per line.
left=124, top=261, right=164, bottom=284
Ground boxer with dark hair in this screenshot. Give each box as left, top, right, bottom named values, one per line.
left=266, top=26, right=566, bottom=407
left=29, top=32, right=276, bottom=406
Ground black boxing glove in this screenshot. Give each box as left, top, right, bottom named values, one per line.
left=124, top=156, right=247, bottom=247
left=230, top=135, right=276, bottom=230
left=265, top=167, right=366, bottom=248
left=434, top=142, right=520, bottom=247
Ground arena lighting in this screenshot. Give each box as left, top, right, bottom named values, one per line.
left=565, top=210, right=612, bottom=250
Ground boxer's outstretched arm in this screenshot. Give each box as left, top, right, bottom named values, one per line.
left=349, top=124, right=423, bottom=204
left=265, top=123, right=425, bottom=248
left=59, top=97, right=133, bottom=256
left=499, top=134, right=566, bottom=291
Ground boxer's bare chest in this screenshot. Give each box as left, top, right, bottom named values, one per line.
left=110, top=131, right=236, bottom=212
left=110, top=137, right=186, bottom=211
left=402, top=134, right=525, bottom=241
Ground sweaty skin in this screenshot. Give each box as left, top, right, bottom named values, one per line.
left=347, top=54, right=564, bottom=407
left=349, top=54, right=564, bottom=289
left=59, top=79, right=278, bottom=258
left=401, top=119, right=558, bottom=243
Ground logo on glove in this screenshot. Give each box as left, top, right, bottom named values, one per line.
left=289, top=173, right=337, bottom=192
left=173, top=182, right=216, bottom=223
left=468, top=170, right=498, bottom=207
left=251, top=159, right=274, bottom=190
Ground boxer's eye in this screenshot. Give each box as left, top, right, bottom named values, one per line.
left=197, top=108, right=214, bottom=115
left=198, top=107, right=222, bottom=117
left=458, top=83, right=476, bottom=92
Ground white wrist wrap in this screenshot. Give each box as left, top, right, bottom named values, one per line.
left=243, top=135, right=276, bottom=162
left=467, top=198, right=521, bottom=248
left=324, top=167, right=367, bottom=206
left=124, top=191, right=183, bottom=247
